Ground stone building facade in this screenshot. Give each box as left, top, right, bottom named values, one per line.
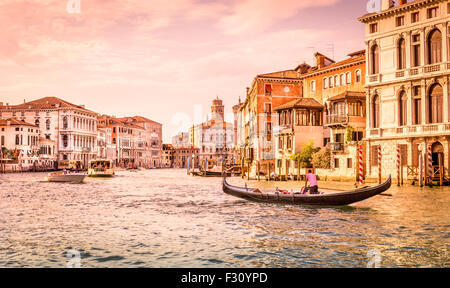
left=359, top=0, right=450, bottom=180
left=190, top=98, right=234, bottom=166
left=0, top=97, right=98, bottom=168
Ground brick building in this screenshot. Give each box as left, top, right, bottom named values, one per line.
left=237, top=69, right=305, bottom=176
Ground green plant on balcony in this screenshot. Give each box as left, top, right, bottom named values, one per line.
left=344, top=125, right=355, bottom=144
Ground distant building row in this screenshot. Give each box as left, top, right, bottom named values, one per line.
left=0, top=97, right=162, bottom=170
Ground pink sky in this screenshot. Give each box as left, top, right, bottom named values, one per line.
left=0, top=0, right=368, bottom=142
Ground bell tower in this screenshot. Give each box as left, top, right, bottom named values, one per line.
left=211, top=97, right=224, bottom=122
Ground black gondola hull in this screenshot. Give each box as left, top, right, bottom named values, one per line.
left=223, top=176, right=391, bottom=206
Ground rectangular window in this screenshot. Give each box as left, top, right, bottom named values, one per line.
left=334, top=158, right=340, bottom=168
left=1, top=135, right=4, bottom=146
left=334, top=133, right=344, bottom=143
left=352, top=131, right=364, bottom=142
left=266, top=122, right=272, bottom=141
left=427, top=7, right=438, bottom=18
left=264, top=103, right=272, bottom=114
left=296, top=109, right=309, bottom=126
left=371, top=146, right=380, bottom=167
left=396, top=16, right=405, bottom=27
left=413, top=86, right=422, bottom=125
left=347, top=158, right=352, bottom=169
left=412, top=44, right=421, bottom=67
left=411, top=12, right=419, bottom=23
left=278, top=136, right=283, bottom=150
left=370, top=23, right=378, bottom=34
left=265, top=84, right=272, bottom=96
left=287, top=135, right=292, bottom=150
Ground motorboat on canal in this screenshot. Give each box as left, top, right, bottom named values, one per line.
left=222, top=175, right=391, bottom=206
left=44, top=171, right=86, bottom=183
left=88, top=159, right=115, bottom=177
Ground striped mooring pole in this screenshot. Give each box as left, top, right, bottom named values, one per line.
left=359, top=145, right=363, bottom=185
left=397, top=145, right=401, bottom=186
left=378, top=145, right=382, bottom=184
left=428, top=144, right=433, bottom=185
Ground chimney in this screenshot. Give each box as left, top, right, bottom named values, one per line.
left=398, top=0, right=407, bottom=5
left=315, top=54, right=325, bottom=69
left=382, top=0, right=395, bottom=10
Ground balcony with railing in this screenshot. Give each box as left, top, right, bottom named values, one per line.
left=330, top=142, right=344, bottom=152
left=395, top=70, right=405, bottom=78
left=369, top=74, right=380, bottom=83
left=424, top=63, right=441, bottom=73
left=326, top=115, right=349, bottom=127
left=369, top=123, right=450, bottom=138
left=276, top=124, right=293, bottom=134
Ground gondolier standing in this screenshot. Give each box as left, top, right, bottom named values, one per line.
left=304, top=169, right=319, bottom=194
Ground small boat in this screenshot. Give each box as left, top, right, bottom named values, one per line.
left=199, top=165, right=232, bottom=177
left=222, top=175, right=391, bottom=206
left=203, top=170, right=232, bottom=177
left=88, top=159, right=115, bottom=177
left=45, top=172, right=86, bottom=183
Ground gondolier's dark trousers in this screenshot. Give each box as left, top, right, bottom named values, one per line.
left=305, top=185, right=319, bottom=194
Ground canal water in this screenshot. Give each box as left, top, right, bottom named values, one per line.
left=0, top=169, right=448, bottom=267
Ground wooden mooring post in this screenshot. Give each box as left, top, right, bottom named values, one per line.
left=257, top=161, right=260, bottom=181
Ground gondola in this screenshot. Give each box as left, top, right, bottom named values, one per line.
left=222, top=175, right=391, bottom=206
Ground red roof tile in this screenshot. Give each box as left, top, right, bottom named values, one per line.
left=274, top=98, right=323, bottom=111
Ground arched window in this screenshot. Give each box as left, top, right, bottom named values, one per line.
left=35, top=118, right=40, bottom=127
left=63, top=135, right=68, bottom=147
left=397, top=38, right=406, bottom=69
left=323, top=78, right=328, bottom=89
left=428, top=29, right=442, bottom=64
left=372, top=95, right=380, bottom=128
left=346, top=72, right=351, bottom=84
left=340, top=74, right=345, bottom=86
left=46, top=119, right=50, bottom=130
left=428, top=84, right=443, bottom=123
left=334, top=75, right=339, bottom=87
left=329, top=76, right=334, bottom=88
left=355, top=70, right=361, bottom=82
left=63, top=116, right=68, bottom=129
left=371, top=45, right=379, bottom=74
left=398, top=91, right=407, bottom=126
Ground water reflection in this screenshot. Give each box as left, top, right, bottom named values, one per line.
left=0, top=169, right=448, bottom=267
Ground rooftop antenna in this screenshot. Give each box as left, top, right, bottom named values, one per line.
left=325, top=43, right=335, bottom=60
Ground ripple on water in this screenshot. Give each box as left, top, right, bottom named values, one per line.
left=0, top=170, right=449, bottom=267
